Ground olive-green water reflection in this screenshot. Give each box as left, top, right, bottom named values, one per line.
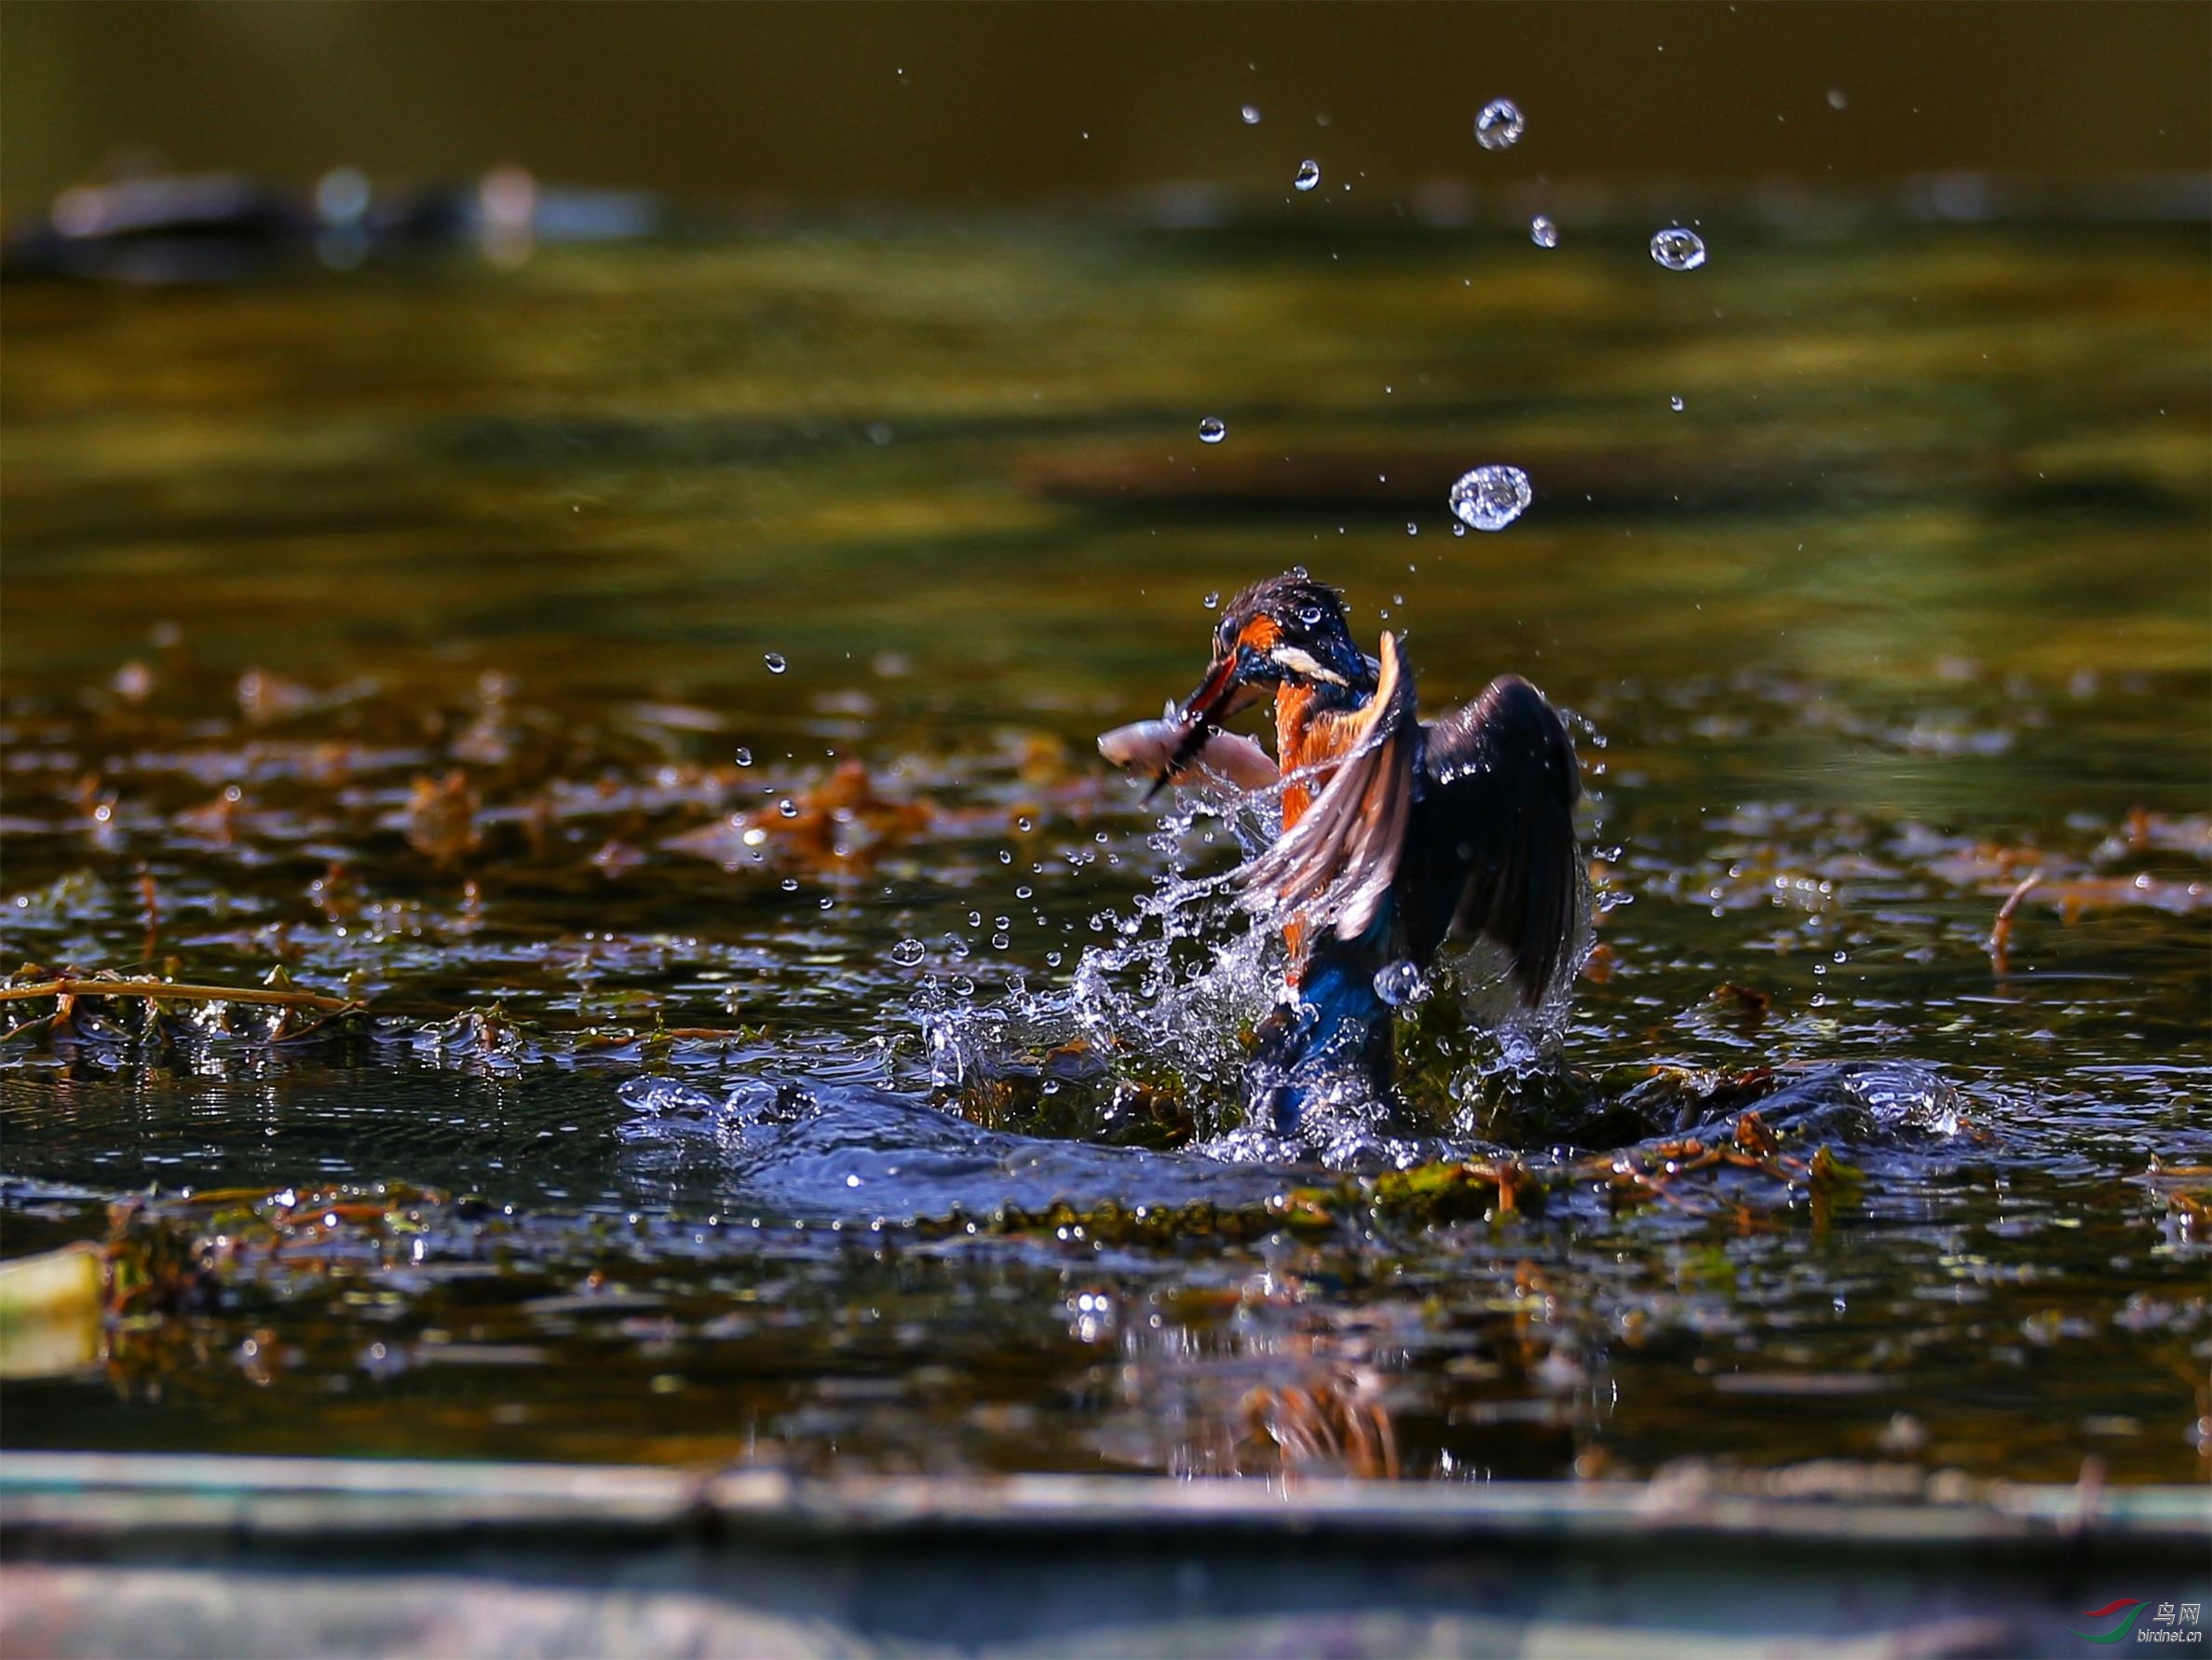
left=2, top=218, right=2206, bottom=1483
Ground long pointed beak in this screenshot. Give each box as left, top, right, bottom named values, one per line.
left=1144, top=653, right=1242, bottom=803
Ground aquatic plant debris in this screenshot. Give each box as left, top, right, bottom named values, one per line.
left=3, top=225, right=2206, bottom=1485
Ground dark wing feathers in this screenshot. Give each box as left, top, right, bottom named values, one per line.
left=1238, top=644, right=1584, bottom=1009
left=1406, top=674, right=1584, bottom=1003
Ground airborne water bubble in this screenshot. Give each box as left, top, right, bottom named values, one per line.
left=1202, top=591, right=1220, bottom=608
left=1240, top=103, right=1262, bottom=125
left=1474, top=98, right=1525, bottom=151
left=1670, top=394, right=1685, bottom=412
left=1448, top=464, right=1532, bottom=532
left=1529, top=214, right=1559, bottom=249
left=1374, top=960, right=1431, bottom=1006
left=763, top=652, right=788, bottom=674
left=1649, top=225, right=1707, bottom=271
left=1294, top=159, right=1322, bottom=192
left=733, top=747, right=753, bottom=767
left=890, top=938, right=926, bottom=966
left=1198, top=415, right=1227, bottom=444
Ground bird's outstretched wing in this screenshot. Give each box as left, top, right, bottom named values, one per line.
left=1237, top=631, right=1419, bottom=943
left=1405, top=674, right=1584, bottom=1004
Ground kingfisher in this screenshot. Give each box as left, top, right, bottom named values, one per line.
left=1128, top=572, right=1586, bottom=1138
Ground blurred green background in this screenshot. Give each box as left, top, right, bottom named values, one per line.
left=5, top=0, right=2207, bottom=211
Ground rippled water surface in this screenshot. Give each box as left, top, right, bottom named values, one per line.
left=2, top=215, right=2206, bottom=1483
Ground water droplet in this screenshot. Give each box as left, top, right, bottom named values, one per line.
left=777, top=798, right=798, bottom=818
left=1529, top=214, right=1558, bottom=249
left=1826, top=88, right=1848, bottom=111
left=1649, top=225, right=1707, bottom=271
left=1374, top=960, right=1431, bottom=1006
left=1198, top=415, right=1227, bottom=444
left=734, top=747, right=753, bottom=767
left=819, top=896, right=835, bottom=911
left=1298, top=605, right=1323, bottom=626
left=990, top=932, right=1011, bottom=950
left=1240, top=103, right=1262, bottom=125
left=1448, top=464, right=1533, bottom=533
left=1405, top=522, right=1418, bottom=536
left=890, top=938, right=926, bottom=966
left=1294, top=159, right=1322, bottom=192
left=1670, top=395, right=1685, bottom=412
left=1202, top=591, right=1220, bottom=609
left=764, top=652, right=788, bottom=674
left=1474, top=98, right=1524, bottom=151
left=780, top=877, right=799, bottom=891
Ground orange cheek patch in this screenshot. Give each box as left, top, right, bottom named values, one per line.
left=1240, top=617, right=1282, bottom=654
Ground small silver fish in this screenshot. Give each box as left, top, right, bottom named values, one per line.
left=1096, top=701, right=1279, bottom=792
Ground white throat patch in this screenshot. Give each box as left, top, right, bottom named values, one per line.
left=1269, top=644, right=1347, bottom=686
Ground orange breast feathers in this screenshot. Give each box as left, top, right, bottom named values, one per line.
left=1271, top=682, right=1370, bottom=977
left=1272, top=680, right=1367, bottom=831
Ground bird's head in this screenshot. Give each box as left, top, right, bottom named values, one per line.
left=1147, top=572, right=1375, bottom=799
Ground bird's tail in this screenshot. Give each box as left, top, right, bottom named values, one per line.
left=1242, top=950, right=1394, bottom=1136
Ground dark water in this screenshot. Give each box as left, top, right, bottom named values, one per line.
left=2, top=216, right=2207, bottom=1484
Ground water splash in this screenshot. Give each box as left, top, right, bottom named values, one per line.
left=916, top=723, right=1593, bottom=1166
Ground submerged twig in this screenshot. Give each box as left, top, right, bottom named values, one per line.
left=1988, top=868, right=2043, bottom=972
left=0, top=1014, right=58, bottom=1045
left=0, top=978, right=355, bottom=1013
